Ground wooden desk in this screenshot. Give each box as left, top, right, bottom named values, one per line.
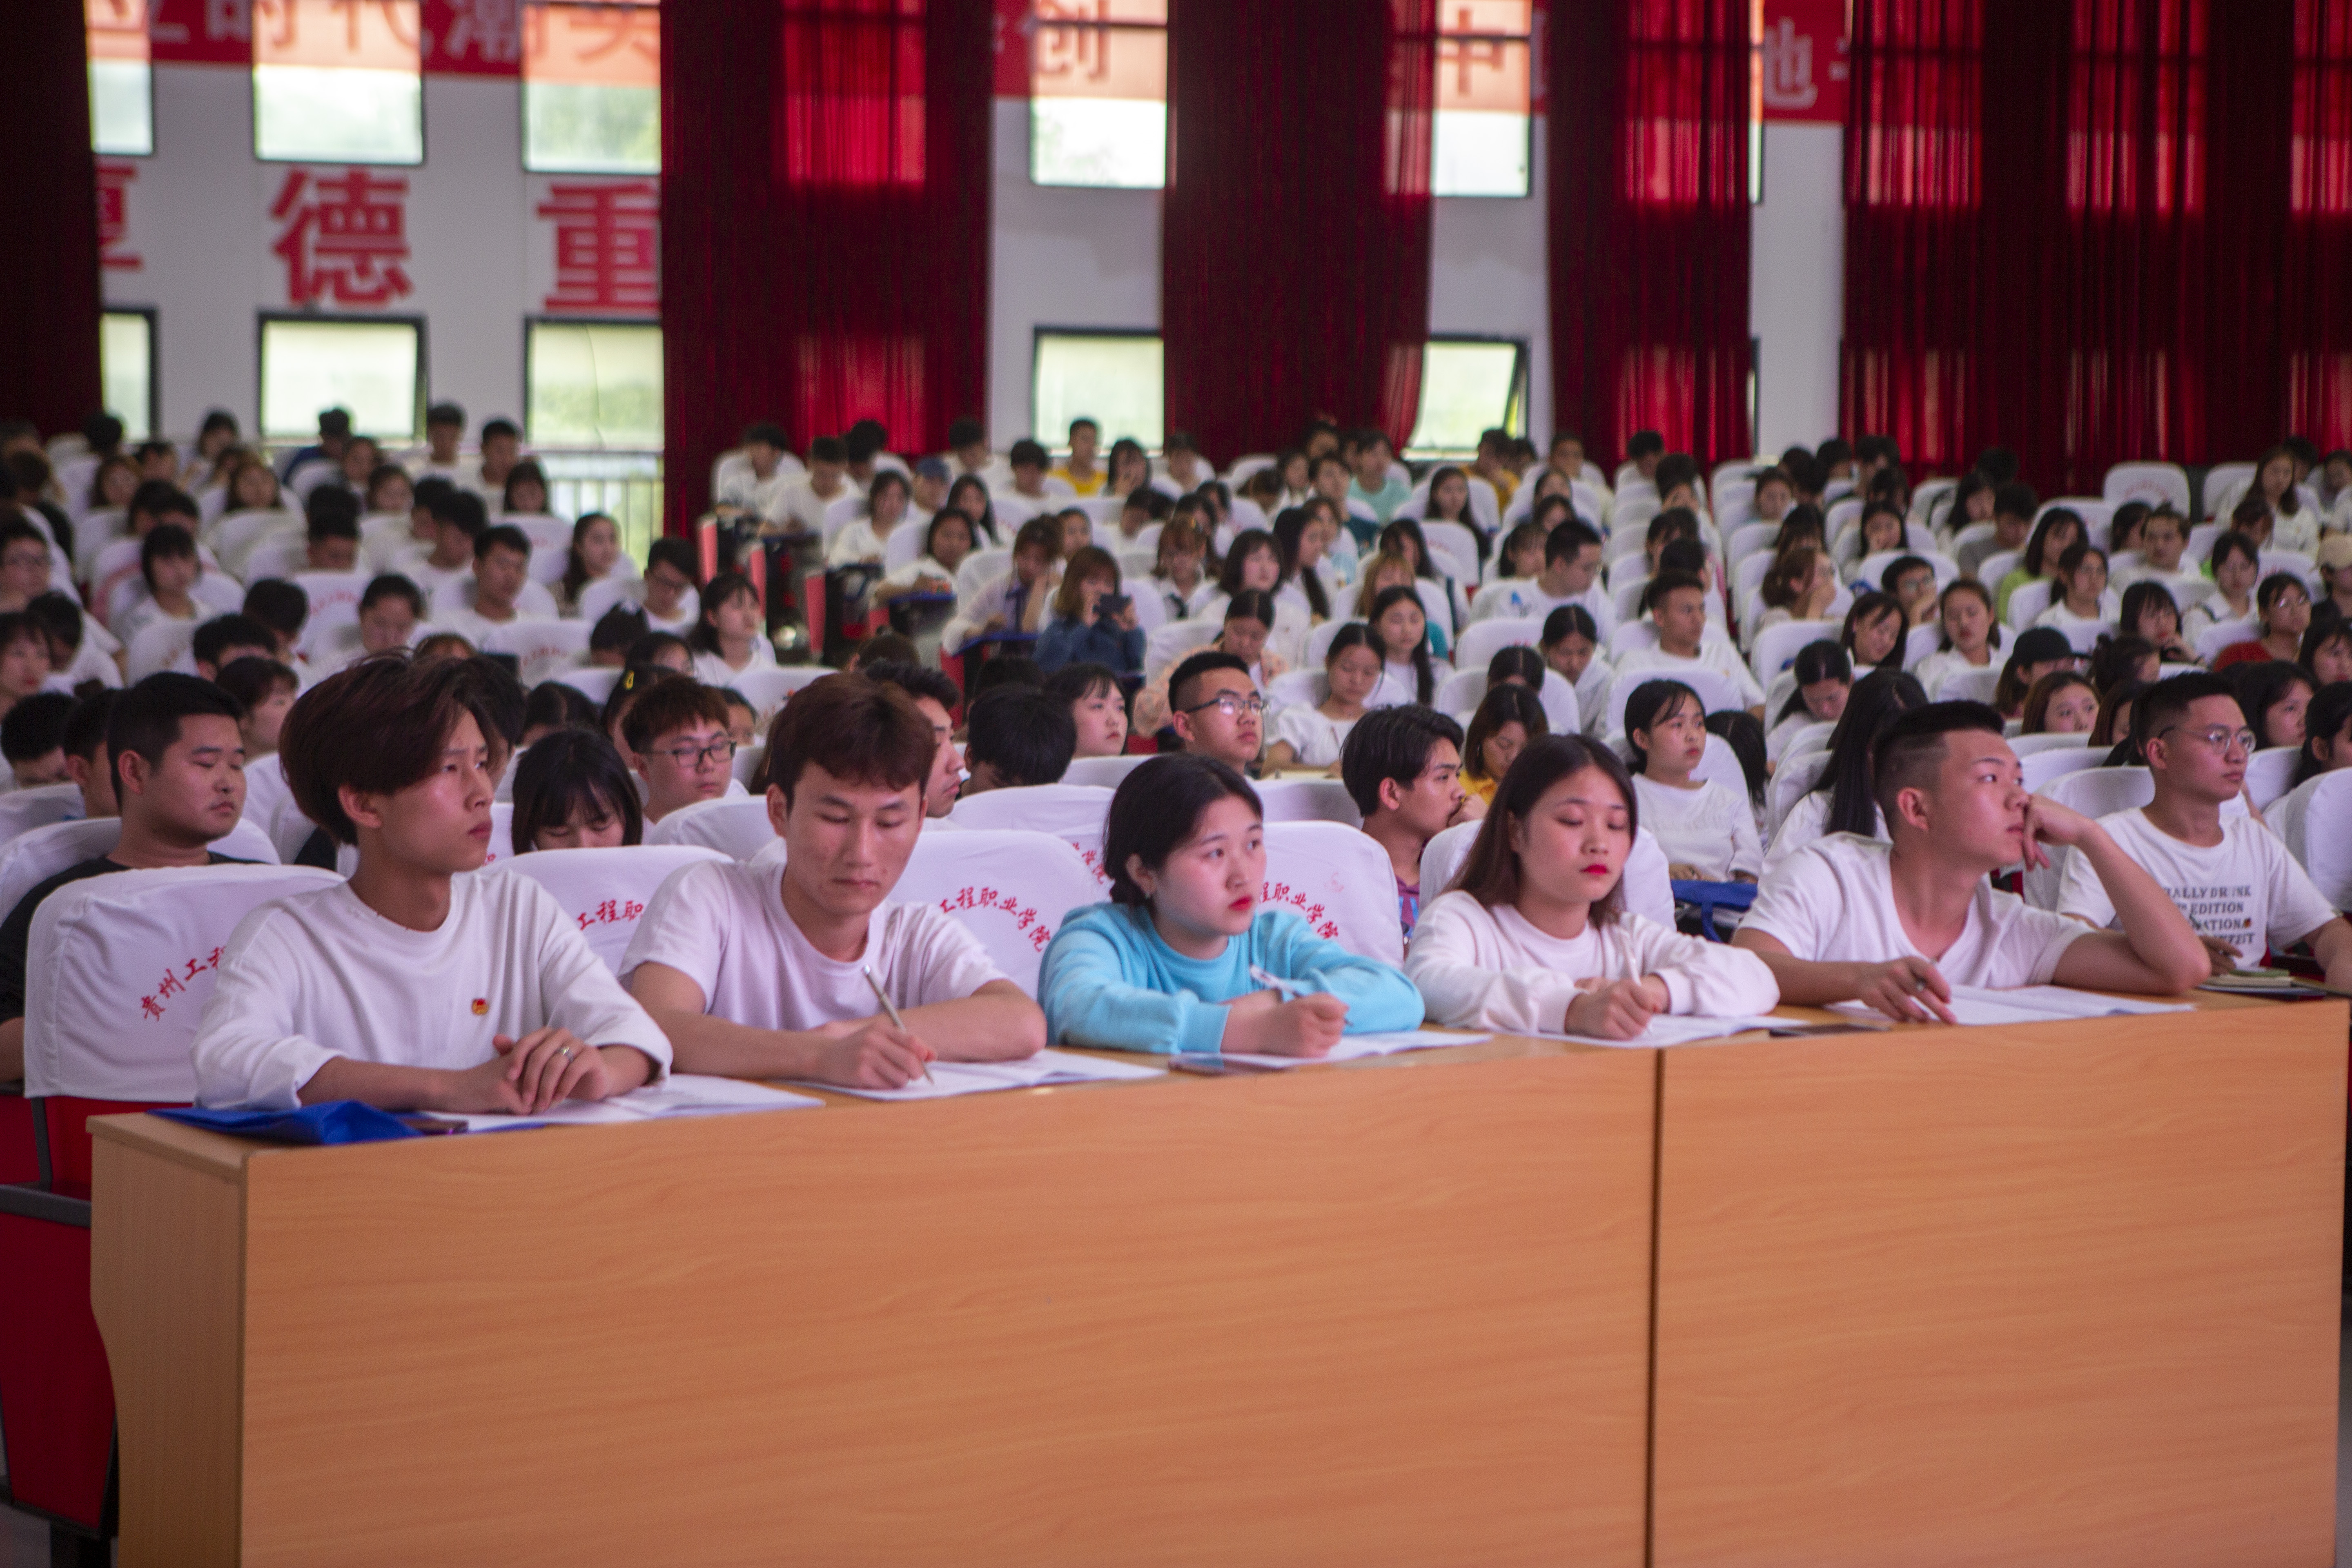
left=90, top=1039, right=1658, bottom=1568
left=1649, top=995, right=2347, bottom=1568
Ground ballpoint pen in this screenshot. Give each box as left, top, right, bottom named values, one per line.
left=1248, top=963, right=1305, bottom=1001
left=862, top=964, right=935, bottom=1085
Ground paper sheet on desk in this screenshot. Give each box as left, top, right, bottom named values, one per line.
left=1830, top=984, right=2194, bottom=1029
left=1535, top=1016, right=1786, bottom=1049
left=452, top=1073, right=822, bottom=1131
left=1220, top=1028, right=1491, bottom=1070
left=807, top=1048, right=1164, bottom=1101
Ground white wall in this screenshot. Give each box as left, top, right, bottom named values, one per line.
left=1428, top=123, right=1553, bottom=450
left=1749, top=123, right=1844, bottom=456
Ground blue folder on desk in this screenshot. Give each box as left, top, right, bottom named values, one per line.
left=153, top=1101, right=421, bottom=1145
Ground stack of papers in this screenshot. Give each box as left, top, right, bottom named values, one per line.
left=454, top=1073, right=822, bottom=1131
left=1541, top=1015, right=1786, bottom=1049
left=1220, top=1028, right=1491, bottom=1070
left=807, top=1048, right=1163, bottom=1102
left=1830, top=984, right=2193, bottom=1028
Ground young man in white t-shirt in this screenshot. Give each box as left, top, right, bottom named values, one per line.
left=2057, top=673, right=2352, bottom=988
left=442, top=525, right=548, bottom=643
left=1734, top=702, right=2207, bottom=1020
left=769, top=434, right=859, bottom=539
left=191, top=655, right=671, bottom=1111
left=621, top=677, right=741, bottom=824
left=1467, top=518, right=1614, bottom=635
left=1611, top=570, right=1766, bottom=715
left=1339, top=704, right=1479, bottom=940
left=624, top=675, right=1045, bottom=1089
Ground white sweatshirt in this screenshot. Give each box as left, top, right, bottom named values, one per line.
left=1405, top=891, right=1779, bottom=1033
left=191, top=870, right=673, bottom=1109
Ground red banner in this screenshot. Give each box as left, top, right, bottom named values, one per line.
left=147, top=0, right=252, bottom=63
left=421, top=0, right=521, bottom=74
left=1759, top=0, right=1846, bottom=125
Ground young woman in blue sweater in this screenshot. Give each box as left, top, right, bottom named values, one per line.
left=1038, top=755, right=1424, bottom=1056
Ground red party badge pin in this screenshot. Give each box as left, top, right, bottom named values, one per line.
left=471, top=998, right=489, bottom=1015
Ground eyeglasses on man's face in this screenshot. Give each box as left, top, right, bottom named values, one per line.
left=2157, top=725, right=2256, bottom=757
left=653, top=737, right=737, bottom=768
left=1183, top=691, right=1267, bottom=719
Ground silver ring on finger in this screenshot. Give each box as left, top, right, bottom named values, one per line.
left=557, top=1045, right=574, bottom=1059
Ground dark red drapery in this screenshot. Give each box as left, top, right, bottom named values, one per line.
left=660, top=0, right=991, bottom=531
left=1163, top=0, right=1433, bottom=461
left=4, top=0, right=102, bottom=437
left=1549, top=0, right=1754, bottom=469
left=1844, top=0, right=2352, bottom=487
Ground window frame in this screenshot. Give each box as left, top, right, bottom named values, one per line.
left=1027, top=3, right=1170, bottom=191
left=519, top=0, right=664, bottom=176
left=1030, top=326, right=1167, bottom=452
left=85, top=0, right=156, bottom=160
left=255, top=310, right=427, bottom=444
left=1403, top=334, right=1529, bottom=460
left=1431, top=7, right=1535, bottom=200
left=100, top=306, right=160, bottom=442
left=523, top=315, right=666, bottom=451
left=249, top=0, right=428, bottom=168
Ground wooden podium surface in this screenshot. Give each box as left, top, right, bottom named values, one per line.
left=87, top=997, right=2345, bottom=1567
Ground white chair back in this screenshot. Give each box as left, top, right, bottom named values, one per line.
left=1977, top=548, right=2022, bottom=587
left=527, top=545, right=571, bottom=585
left=483, top=619, right=593, bottom=684
left=210, top=508, right=302, bottom=577
left=2201, top=463, right=2257, bottom=519
left=2102, top=462, right=2191, bottom=513
left=954, top=547, right=1014, bottom=604
left=2296, top=773, right=2352, bottom=910
left=1749, top=618, right=1839, bottom=684
left=948, top=784, right=1115, bottom=885
left=1267, top=668, right=1323, bottom=710
left=1690, top=733, right=1746, bottom=796
left=288, top=570, right=371, bottom=656
left=2054, top=619, right=2116, bottom=655
left=644, top=796, right=778, bottom=860
left=731, top=743, right=766, bottom=788
left=2245, top=746, right=2302, bottom=811
left=2194, top=618, right=2258, bottom=663
left=1606, top=665, right=1740, bottom=737
left=0, top=816, right=280, bottom=923
left=576, top=576, right=673, bottom=627
left=1608, top=621, right=1659, bottom=658
left=2021, top=746, right=2105, bottom=794
left=1253, top=777, right=1363, bottom=828
left=1939, top=666, right=2002, bottom=705
left=2005, top=578, right=2056, bottom=628
left=1260, top=820, right=1402, bottom=967
left=1767, top=751, right=1830, bottom=836
left=551, top=666, right=625, bottom=705
left=1776, top=719, right=1836, bottom=765
left=895, top=828, right=1103, bottom=998
left=1904, top=622, right=1944, bottom=668
left=241, top=535, right=310, bottom=584
left=2011, top=731, right=2093, bottom=757
left=0, top=786, right=85, bottom=852
left=726, top=665, right=836, bottom=722
left=2040, top=763, right=2153, bottom=817
left=1436, top=667, right=1484, bottom=717
left=499, top=513, right=574, bottom=554
left=1145, top=618, right=1221, bottom=677
left=23, top=863, right=344, bottom=1100
left=2258, top=551, right=2319, bottom=595
left=1420, top=520, right=1482, bottom=586
left=431, top=577, right=561, bottom=621
left=1062, top=753, right=1155, bottom=790
left=491, top=845, right=731, bottom=974
left=1454, top=617, right=1542, bottom=670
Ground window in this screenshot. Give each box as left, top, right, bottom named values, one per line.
left=1033, top=332, right=1163, bottom=450
left=527, top=321, right=664, bottom=448
left=87, top=0, right=153, bottom=156
left=1030, top=1, right=1167, bottom=189
left=1433, top=0, right=1532, bottom=197
left=1404, top=338, right=1526, bottom=456
left=100, top=310, right=156, bottom=441
left=524, top=1, right=660, bottom=174
left=253, top=0, right=424, bottom=164
left=259, top=316, right=421, bottom=441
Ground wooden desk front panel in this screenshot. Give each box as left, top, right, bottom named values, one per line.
left=228, top=1051, right=1656, bottom=1568
left=1650, top=1004, right=2347, bottom=1568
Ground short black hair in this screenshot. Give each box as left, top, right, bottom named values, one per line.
left=25, top=592, right=85, bottom=653
left=1043, top=660, right=1122, bottom=706
left=192, top=614, right=278, bottom=669
left=844, top=423, right=884, bottom=463
left=281, top=655, right=505, bottom=845
left=129, top=480, right=198, bottom=523
left=243, top=579, right=308, bottom=639
left=970, top=655, right=1045, bottom=699
left=645, top=535, right=699, bottom=582
left=426, top=486, right=488, bottom=536
left=361, top=572, right=426, bottom=616
left=1009, top=438, right=1049, bottom=469
left=1544, top=519, right=1602, bottom=565
left=1168, top=649, right=1251, bottom=715
left=511, top=727, right=642, bottom=853
left=2138, top=670, right=2242, bottom=745
left=964, top=687, right=1076, bottom=788
left=305, top=484, right=361, bottom=533
left=1643, top=568, right=1708, bottom=614
left=1339, top=704, right=1464, bottom=817
left=213, top=656, right=299, bottom=714
left=1102, top=755, right=1260, bottom=906
left=522, top=679, right=598, bottom=736
left=1870, top=700, right=2008, bottom=824
left=476, top=523, right=532, bottom=561
left=1880, top=553, right=1934, bottom=593
left=1, top=690, right=75, bottom=764
left=590, top=604, right=651, bottom=654
left=808, top=435, right=849, bottom=466
left=625, top=630, right=691, bottom=668
left=861, top=659, right=960, bottom=713
left=480, top=418, right=519, bottom=443
left=139, top=522, right=196, bottom=586
left=1541, top=603, right=1601, bottom=646
left=426, top=401, right=466, bottom=428
left=1626, top=430, right=1665, bottom=460
left=106, top=672, right=244, bottom=781
left=412, top=475, right=455, bottom=512
left=742, top=421, right=788, bottom=450
left=1992, top=481, right=2039, bottom=520
left=947, top=416, right=985, bottom=448
left=62, top=689, right=118, bottom=764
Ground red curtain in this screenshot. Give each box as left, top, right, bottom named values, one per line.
left=1550, top=0, right=1754, bottom=469
left=2283, top=0, right=2352, bottom=450
left=660, top=0, right=991, bottom=530
left=3, top=0, right=102, bottom=436
left=1163, top=0, right=1433, bottom=460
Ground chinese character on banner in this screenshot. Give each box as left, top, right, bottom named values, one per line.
left=421, top=0, right=520, bottom=73
left=536, top=180, right=658, bottom=313
left=270, top=167, right=413, bottom=307
left=97, top=162, right=143, bottom=272
left=148, top=0, right=252, bottom=62
left=1760, top=0, right=1847, bottom=125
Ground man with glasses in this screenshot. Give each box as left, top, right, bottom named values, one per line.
left=1167, top=651, right=1266, bottom=774
left=1736, top=701, right=2208, bottom=1020
left=2059, top=673, right=2352, bottom=989
left=621, top=679, right=745, bottom=824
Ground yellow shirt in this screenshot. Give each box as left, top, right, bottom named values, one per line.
left=1050, top=463, right=1105, bottom=497
left=1461, top=769, right=1499, bottom=805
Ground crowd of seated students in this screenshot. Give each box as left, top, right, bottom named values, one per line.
left=0, top=409, right=2346, bottom=1123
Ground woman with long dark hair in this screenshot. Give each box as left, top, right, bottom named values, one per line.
left=1761, top=668, right=1927, bottom=876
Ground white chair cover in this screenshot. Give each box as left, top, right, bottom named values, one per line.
left=484, top=619, right=594, bottom=684
left=1261, top=820, right=1403, bottom=967
left=1454, top=617, right=1542, bottom=670
left=0, top=786, right=85, bottom=853
left=1939, top=666, right=2002, bottom=705
left=490, top=845, right=730, bottom=974
left=644, top=796, right=778, bottom=860
left=1145, top=619, right=1221, bottom=677
left=894, top=828, right=1103, bottom=998
left=23, top=864, right=343, bottom=1100
left=1254, top=777, right=1363, bottom=827
left=289, top=570, right=371, bottom=656
left=1767, top=751, right=1830, bottom=836
left=2102, top=462, right=2192, bottom=513
left=1061, top=754, right=1155, bottom=790
left=2005, top=578, right=2057, bottom=628
left=2194, top=618, right=2258, bottom=663
left=2020, top=746, right=2106, bottom=795
left=727, top=666, right=837, bottom=721
left=947, top=784, right=1115, bottom=887
left=2011, top=731, right=2094, bottom=757
left=2295, top=772, right=2352, bottom=910
left=2201, top=463, right=2257, bottom=519
left=430, top=577, right=561, bottom=621
left=499, top=513, right=574, bottom=554
left=550, top=666, right=625, bottom=705
left=1748, top=618, right=1840, bottom=684
left=731, top=743, right=766, bottom=788
left=0, top=815, right=281, bottom=921
left=2245, top=746, right=2303, bottom=811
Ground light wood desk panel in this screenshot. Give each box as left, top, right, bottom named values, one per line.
left=93, top=1042, right=1658, bottom=1568
left=1650, top=998, right=2347, bottom=1568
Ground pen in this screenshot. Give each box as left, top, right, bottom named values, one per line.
left=1248, top=964, right=1304, bottom=1002
left=862, top=964, right=934, bottom=1085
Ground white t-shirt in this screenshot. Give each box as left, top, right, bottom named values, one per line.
left=1466, top=579, right=1615, bottom=638
left=2031, top=591, right=2120, bottom=628
left=191, top=872, right=671, bottom=1109
left=1633, top=775, right=1761, bottom=880
left=390, top=549, right=476, bottom=604
left=620, top=858, right=1008, bottom=1031
left=2055, top=807, right=2338, bottom=969
left=1744, top=833, right=2087, bottom=987
left=1763, top=788, right=1886, bottom=876
left=1612, top=641, right=1767, bottom=711
left=1405, top=892, right=1778, bottom=1033
left=716, top=466, right=791, bottom=519
left=771, top=477, right=861, bottom=536
left=825, top=515, right=903, bottom=568
left=440, top=604, right=551, bottom=646
left=691, top=641, right=777, bottom=690
left=1270, top=704, right=1358, bottom=768
left=1913, top=646, right=1998, bottom=700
